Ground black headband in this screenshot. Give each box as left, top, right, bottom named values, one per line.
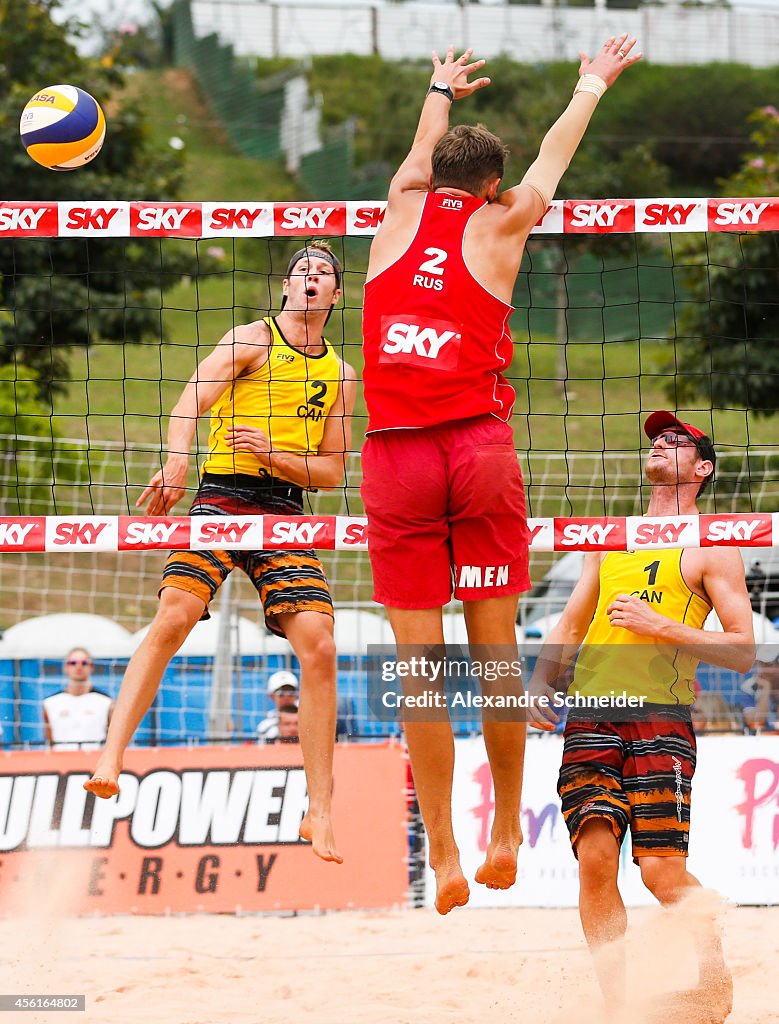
left=285, top=247, right=342, bottom=288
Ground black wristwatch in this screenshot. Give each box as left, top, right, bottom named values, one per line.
left=427, top=81, right=454, bottom=103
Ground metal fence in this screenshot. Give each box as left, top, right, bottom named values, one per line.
left=185, top=0, right=779, bottom=67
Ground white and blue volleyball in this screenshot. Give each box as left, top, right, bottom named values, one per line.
left=19, top=85, right=106, bottom=171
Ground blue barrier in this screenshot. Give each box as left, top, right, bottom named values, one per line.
left=0, top=651, right=757, bottom=748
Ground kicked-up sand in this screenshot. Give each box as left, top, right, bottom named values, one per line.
left=0, top=901, right=777, bottom=1024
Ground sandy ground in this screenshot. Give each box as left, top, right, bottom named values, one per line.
left=0, top=902, right=777, bottom=1024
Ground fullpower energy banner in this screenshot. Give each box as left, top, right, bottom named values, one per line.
left=0, top=743, right=408, bottom=914
left=426, top=735, right=779, bottom=908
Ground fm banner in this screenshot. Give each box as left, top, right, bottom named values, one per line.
left=426, top=735, right=779, bottom=909
left=0, top=743, right=408, bottom=914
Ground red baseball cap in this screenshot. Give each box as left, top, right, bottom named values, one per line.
left=644, top=411, right=708, bottom=443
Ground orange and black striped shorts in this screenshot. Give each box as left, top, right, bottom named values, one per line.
left=160, top=473, right=333, bottom=637
left=558, top=710, right=696, bottom=860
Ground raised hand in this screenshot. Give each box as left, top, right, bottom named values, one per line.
left=578, top=33, right=642, bottom=88
left=430, top=45, right=491, bottom=100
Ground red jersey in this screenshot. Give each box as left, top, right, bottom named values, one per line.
left=362, top=191, right=515, bottom=433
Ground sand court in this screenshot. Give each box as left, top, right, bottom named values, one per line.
left=2, top=905, right=777, bottom=1024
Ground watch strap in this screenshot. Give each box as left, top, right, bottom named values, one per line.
left=427, top=83, right=454, bottom=103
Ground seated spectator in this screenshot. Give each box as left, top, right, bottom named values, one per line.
left=692, top=692, right=740, bottom=733
left=257, top=670, right=299, bottom=743
left=744, top=656, right=779, bottom=731
left=43, top=647, right=113, bottom=750
left=276, top=703, right=300, bottom=743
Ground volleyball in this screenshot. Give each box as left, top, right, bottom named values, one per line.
left=19, top=85, right=106, bottom=171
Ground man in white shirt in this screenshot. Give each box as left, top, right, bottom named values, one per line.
left=43, top=647, right=113, bottom=750
left=257, top=670, right=300, bottom=743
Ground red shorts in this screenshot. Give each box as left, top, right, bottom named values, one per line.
left=361, top=415, right=530, bottom=607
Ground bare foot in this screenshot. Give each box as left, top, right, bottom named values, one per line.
left=431, top=859, right=470, bottom=915
left=299, top=812, right=343, bottom=864
left=475, top=835, right=521, bottom=890
left=83, top=762, right=121, bottom=799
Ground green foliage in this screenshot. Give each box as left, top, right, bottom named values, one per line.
left=670, top=107, right=779, bottom=415
left=290, top=55, right=779, bottom=195
left=288, top=55, right=421, bottom=180
left=0, top=0, right=95, bottom=97
left=102, top=21, right=167, bottom=71
left=0, top=362, right=81, bottom=514
left=714, top=451, right=779, bottom=512
left=0, top=0, right=213, bottom=399
left=0, top=363, right=48, bottom=437
left=591, top=63, right=779, bottom=191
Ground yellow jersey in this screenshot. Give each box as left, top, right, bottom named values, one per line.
left=203, top=317, right=343, bottom=480
left=573, top=549, right=712, bottom=705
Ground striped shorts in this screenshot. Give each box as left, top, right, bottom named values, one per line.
left=160, top=473, right=333, bottom=637
left=558, top=709, right=696, bottom=860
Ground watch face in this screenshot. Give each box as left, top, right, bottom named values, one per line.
left=433, top=82, right=449, bottom=90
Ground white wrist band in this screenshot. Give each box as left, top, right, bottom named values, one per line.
left=574, top=74, right=607, bottom=100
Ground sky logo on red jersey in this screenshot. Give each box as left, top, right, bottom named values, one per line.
left=379, top=316, right=462, bottom=371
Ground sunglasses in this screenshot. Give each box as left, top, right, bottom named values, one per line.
left=651, top=431, right=698, bottom=448
left=66, top=659, right=92, bottom=666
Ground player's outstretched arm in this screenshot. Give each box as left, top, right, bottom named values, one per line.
left=225, top=363, right=358, bottom=490
left=500, top=34, right=642, bottom=228
left=528, top=553, right=602, bottom=730
left=137, top=323, right=270, bottom=515
left=388, top=45, right=490, bottom=199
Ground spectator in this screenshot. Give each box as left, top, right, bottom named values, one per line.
left=744, top=657, right=779, bottom=730
left=690, top=676, right=739, bottom=733
left=43, top=648, right=113, bottom=750
left=692, top=692, right=740, bottom=733
left=257, top=670, right=299, bottom=743
left=276, top=703, right=300, bottom=743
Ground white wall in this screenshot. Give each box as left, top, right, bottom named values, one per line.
left=426, top=734, right=779, bottom=907
left=190, top=1, right=779, bottom=67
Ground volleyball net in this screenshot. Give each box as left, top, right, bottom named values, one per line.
left=1, top=195, right=778, bottom=745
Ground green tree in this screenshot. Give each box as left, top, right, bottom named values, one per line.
left=307, top=53, right=671, bottom=395
left=0, top=362, right=80, bottom=513
left=670, top=107, right=779, bottom=414
left=0, top=0, right=211, bottom=399
left=302, top=55, right=779, bottom=194
left=487, top=76, right=672, bottom=394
